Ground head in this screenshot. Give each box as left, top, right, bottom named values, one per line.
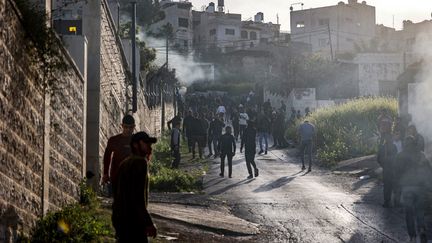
left=407, top=125, right=418, bottom=136
left=121, top=115, right=135, bottom=136
left=393, top=130, right=401, bottom=141
left=225, top=126, right=232, bottom=135
left=404, top=136, right=419, bottom=152
left=130, top=132, right=157, bottom=159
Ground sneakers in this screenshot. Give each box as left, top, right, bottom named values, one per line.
left=219, top=173, right=224, bottom=177
left=302, top=166, right=306, bottom=170
left=258, top=150, right=264, bottom=155
left=264, top=151, right=267, bottom=155
left=308, top=167, right=312, bottom=172
left=254, top=169, right=259, bottom=177
left=247, top=175, right=253, bottom=179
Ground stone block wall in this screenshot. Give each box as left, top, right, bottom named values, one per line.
left=0, top=0, right=85, bottom=239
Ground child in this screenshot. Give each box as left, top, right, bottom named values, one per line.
left=218, top=126, right=236, bottom=178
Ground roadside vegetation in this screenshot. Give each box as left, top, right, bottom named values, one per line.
left=287, top=97, right=398, bottom=166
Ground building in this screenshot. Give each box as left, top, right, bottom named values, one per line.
left=290, top=0, right=376, bottom=58
left=150, top=0, right=193, bottom=50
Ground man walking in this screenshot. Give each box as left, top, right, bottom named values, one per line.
left=298, top=120, right=315, bottom=172
left=239, top=106, right=249, bottom=138
left=171, top=122, right=181, bottom=168
left=241, top=121, right=259, bottom=179
left=257, top=111, right=270, bottom=155
left=209, top=113, right=225, bottom=158
left=182, top=110, right=194, bottom=153
left=102, top=115, right=135, bottom=196
left=218, top=126, right=236, bottom=178
left=377, top=133, right=398, bottom=208
left=112, top=132, right=158, bottom=242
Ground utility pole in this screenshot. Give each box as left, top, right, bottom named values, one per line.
left=327, top=23, right=334, bottom=61
left=161, top=30, right=169, bottom=133
left=131, top=2, right=137, bottom=112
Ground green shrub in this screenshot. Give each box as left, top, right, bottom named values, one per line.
left=287, top=97, right=398, bottom=166
left=30, top=184, right=114, bottom=242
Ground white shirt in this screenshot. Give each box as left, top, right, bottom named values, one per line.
left=217, top=105, right=226, bottom=114
left=239, top=112, right=249, bottom=126
left=394, top=140, right=403, bottom=153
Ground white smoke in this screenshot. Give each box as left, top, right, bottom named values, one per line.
left=137, top=30, right=213, bottom=86
left=409, top=29, right=432, bottom=153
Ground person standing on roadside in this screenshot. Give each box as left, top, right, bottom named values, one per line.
left=171, top=122, right=181, bottom=169
left=298, top=120, right=315, bottom=172
left=257, top=111, right=270, bottom=155
left=218, top=126, right=236, bottom=178
left=239, top=106, right=249, bottom=139
left=167, top=112, right=182, bottom=130
left=377, top=133, right=398, bottom=208
left=112, top=132, right=158, bottom=243
left=182, top=110, right=194, bottom=153
left=102, top=115, right=135, bottom=196
left=406, top=125, right=425, bottom=152
left=394, top=136, right=432, bottom=243
left=209, top=113, right=225, bottom=158
left=241, top=121, right=259, bottom=179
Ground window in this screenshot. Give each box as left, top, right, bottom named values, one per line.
left=296, top=21, right=305, bottom=28
left=209, top=29, right=216, bottom=36
left=250, top=31, right=257, bottom=40
left=241, top=30, right=248, bottom=39
left=225, top=28, right=235, bottom=35
left=178, top=18, right=189, bottom=28
left=319, top=38, right=328, bottom=47
left=319, top=18, right=329, bottom=26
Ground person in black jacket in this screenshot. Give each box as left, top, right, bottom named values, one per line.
left=218, top=126, right=236, bottom=178
left=209, top=113, right=225, bottom=158
left=377, top=134, right=398, bottom=208
left=241, top=121, right=259, bottom=179
left=182, top=110, right=194, bottom=153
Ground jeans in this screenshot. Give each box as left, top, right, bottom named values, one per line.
left=258, top=132, right=269, bottom=152
left=402, top=186, right=427, bottom=239
left=245, top=150, right=258, bottom=176
left=299, top=140, right=312, bottom=169
left=220, top=153, right=233, bottom=177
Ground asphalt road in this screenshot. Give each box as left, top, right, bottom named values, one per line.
left=203, top=147, right=422, bottom=243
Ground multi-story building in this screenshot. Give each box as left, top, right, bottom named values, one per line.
left=290, top=0, right=376, bottom=58
left=150, top=0, right=193, bottom=50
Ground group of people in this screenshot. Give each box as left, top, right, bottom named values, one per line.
left=377, top=109, right=432, bottom=242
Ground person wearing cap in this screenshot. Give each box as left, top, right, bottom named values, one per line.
left=112, top=131, right=158, bottom=242
left=102, top=114, right=135, bottom=196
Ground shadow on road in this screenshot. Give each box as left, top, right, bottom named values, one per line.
left=208, top=179, right=250, bottom=196
left=253, top=176, right=296, bottom=193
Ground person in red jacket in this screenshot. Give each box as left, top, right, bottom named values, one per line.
left=102, top=115, right=135, bottom=196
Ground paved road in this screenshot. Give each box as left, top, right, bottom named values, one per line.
left=203, top=148, right=418, bottom=243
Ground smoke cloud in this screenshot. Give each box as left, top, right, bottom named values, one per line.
left=137, top=30, right=213, bottom=86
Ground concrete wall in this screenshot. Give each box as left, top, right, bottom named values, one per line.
left=0, top=0, right=86, bottom=239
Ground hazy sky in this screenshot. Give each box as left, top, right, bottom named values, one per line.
left=190, top=0, right=432, bottom=31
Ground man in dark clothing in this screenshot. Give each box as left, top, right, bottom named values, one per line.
left=112, top=132, right=158, bottom=243
left=190, top=113, right=208, bottom=159
left=377, top=134, right=398, bottom=208
left=394, top=136, right=432, bottom=242
left=298, top=120, right=315, bottom=172
left=182, top=110, right=194, bottom=153
left=263, top=99, right=272, bottom=113
left=407, top=125, right=425, bottom=152
left=257, top=112, right=271, bottom=155
left=209, top=114, right=225, bottom=158
left=102, top=115, right=135, bottom=196
left=167, top=112, right=182, bottom=130
left=241, top=121, right=259, bottom=179
left=171, top=122, right=181, bottom=168
left=231, top=108, right=240, bottom=141
left=207, top=112, right=215, bottom=156
left=218, top=126, right=236, bottom=178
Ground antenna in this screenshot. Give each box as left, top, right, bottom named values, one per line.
left=277, top=13, right=279, bottom=25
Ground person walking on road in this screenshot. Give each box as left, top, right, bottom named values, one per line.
left=182, top=110, right=194, bottom=153
left=257, top=111, right=270, bottom=155
left=170, top=122, right=181, bottom=169
left=112, top=132, right=158, bottom=242
left=239, top=106, right=249, bottom=139
left=218, top=126, right=236, bottom=178
left=298, top=120, right=315, bottom=172
left=241, top=121, right=259, bottom=179
left=394, top=136, right=432, bottom=243
left=102, top=115, right=135, bottom=196
left=377, top=133, right=398, bottom=208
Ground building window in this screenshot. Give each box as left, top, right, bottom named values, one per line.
left=241, top=30, right=248, bottom=39
left=250, top=31, right=257, bottom=40
left=319, top=18, right=329, bottom=26
left=209, top=29, right=216, bottom=36
left=296, top=21, right=305, bottom=28
left=319, top=38, right=328, bottom=47
left=225, top=28, right=235, bottom=35
left=178, top=18, right=189, bottom=28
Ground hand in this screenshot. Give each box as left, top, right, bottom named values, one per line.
left=102, top=175, right=109, bottom=184
left=146, top=225, right=157, bottom=237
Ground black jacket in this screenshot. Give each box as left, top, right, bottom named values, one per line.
left=218, top=134, right=236, bottom=154
left=241, top=126, right=256, bottom=152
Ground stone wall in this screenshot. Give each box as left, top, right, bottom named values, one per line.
left=0, top=0, right=85, bottom=239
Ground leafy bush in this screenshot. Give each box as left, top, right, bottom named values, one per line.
left=287, top=97, right=398, bottom=165
left=149, top=135, right=202, bottom=192
left=29, top=184, right=114, bottom=242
